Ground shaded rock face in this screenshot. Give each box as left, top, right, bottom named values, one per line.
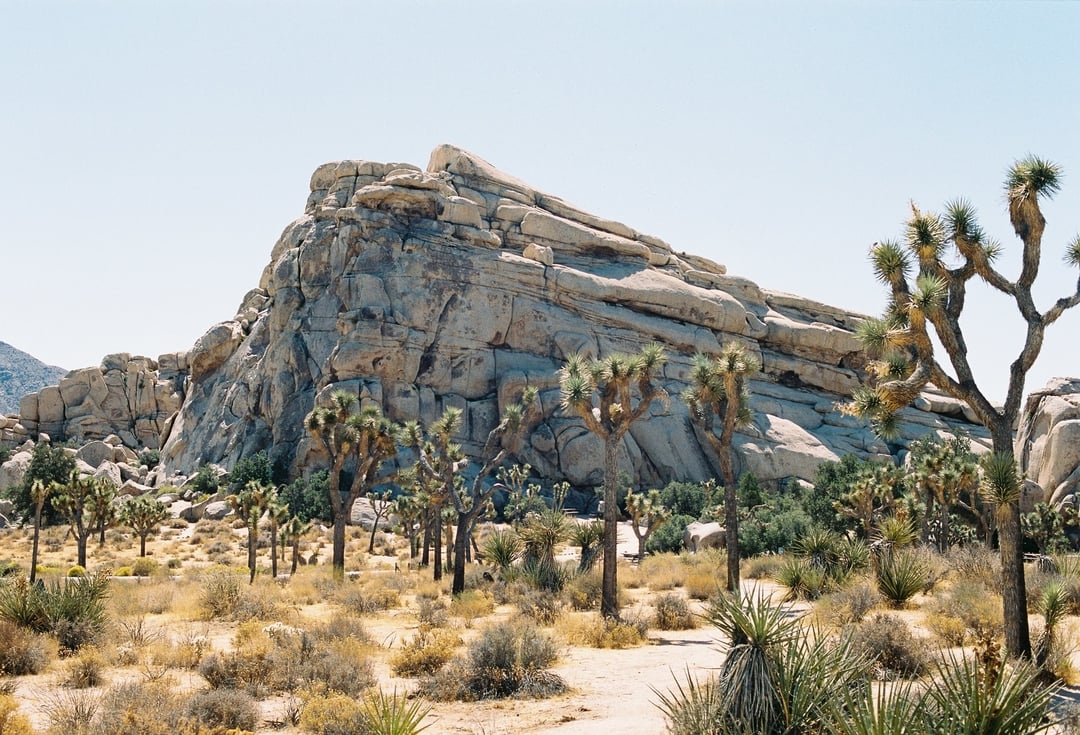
left=11, top=146, right=988, bottom=488
left=1017, top=378, right=1080, bottom=509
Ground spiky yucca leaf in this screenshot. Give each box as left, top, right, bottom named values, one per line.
left=979, top=452, right=1021, bottom=507
left=1005, top=155, right=1063, bottom=201
left=944, top=199, right=983, bottom=243
left=1065, top=235, right=1080, bottom=267
left=905, top=208, right=947, bottom=263
left=870, top=240, right=910, bottom=284
left=827, top=676, right=924, bottom=735
left=982, top=239, right=1002, bottom=263
left=855, top=318, right=891, bottom=354
left=559, top=372, right=592, bottom=410
left=910, top=274, right=947, bottom=313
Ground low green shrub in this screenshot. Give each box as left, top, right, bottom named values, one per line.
left=390, top=628, right=461, bottom=677
left=67, top=565, right=87, bottom=578
left=132, top=558, right=159, bottom=578
left=516, top=589, right=564, bottom=625
left=184, top=688, right=258, bottom=732
left=775, top=556, right=831, bottom=601
left=0, top=620, right=52, bottom=675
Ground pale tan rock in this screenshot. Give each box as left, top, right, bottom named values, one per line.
left=523, top=243, right=554, bottom=266
left=0, top=451, right=32, bottom=492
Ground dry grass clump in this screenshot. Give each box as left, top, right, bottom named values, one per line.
left=417, top=597, right=450, bottom=628
left=450, top=590, right=495, bottom=627
left=924, top=579, right=1003, bottom=646
left=565, top=571, right=607, bottom=611
left=848, top=613, right=931, bottom=679
left=0, top=620, right=53, bottom=675
left=390, top=628, right=462, bottom=677
left=741, top=554, right=784, bottom=580
left=561, top=611, right=649, bottom=649
left=812, top=579, right=880, bottom=627
left=640, top=553, right=687, bottom=591
left=516, top=588, right=565, bottom=625
left=299, top=686, right=431, bottom=735
left=197, top=568, right=284, bottom=622
left=651, top=593, right=698, bottom=631
left=0, top=693, right=33, bottom=735
left=64, top=647, right=107, bottom=688
left=684, top=570, right=722, bottom=601
left=333, top=582, right=400, bottom=616
left=420, top=621, right=565, bottom=701
left=944, top=543, right=1000, bottom=589
left=198, top=620, right=376, bottom=698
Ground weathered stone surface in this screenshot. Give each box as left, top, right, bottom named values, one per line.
left=76, top=440, right=114, bottom=469
left=93, top=461, right=123, bottom=488
left=1018, top=378, right=1080, bottom=508
left=202, top=501, right=232, bottom=521
left=0, top=451, right=32, bottom=492
left=684, top=521, right=725, bottom=552
left=12, top=145, right=1002, bottom=492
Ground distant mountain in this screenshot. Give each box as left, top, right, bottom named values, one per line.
left=0, top=342, right=66, bottom=416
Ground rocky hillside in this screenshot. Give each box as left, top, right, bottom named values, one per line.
left=5, top=146, right=990, bottom=491
left=0, top=342, right=66, bottom=416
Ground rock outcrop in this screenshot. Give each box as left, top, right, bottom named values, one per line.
left=6, top=146, right=992, bottom=491
left=1017, top=378, right=1080, bottom=509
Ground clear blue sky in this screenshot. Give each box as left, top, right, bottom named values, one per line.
left=3, top=1, right=1079, bottom=404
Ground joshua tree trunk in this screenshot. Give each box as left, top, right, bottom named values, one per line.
left=452, top=513, right=472, bottom=594
left=291, top=539, right=300, bottom=575
left=270, top=525, right=279, bottom=579
left=939, top=501, right=951, bottom=554
left=433, top=513, right=443, bottom=581
left=601, top=436, right=620, bottom=619
left=332, top=511, right=347, bottom=581
left=139, top=532, right=148, bottom=558
left=75, top=519, right=87, bottom=568
left=30, top=508, right=43, bottom=584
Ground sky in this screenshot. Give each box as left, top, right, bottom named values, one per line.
left=3, top=1, right=1079, bottom=405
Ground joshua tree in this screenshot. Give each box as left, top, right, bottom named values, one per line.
left=560, top=343, right=667, bottom=618
left=282, top=515, right=313, bottom=576
left=266, top=497, right=290, bottom=578
left=229, top=480, right=273, bottom=584
left=85, top=478, right=118, bottom=548
left=850, top=156, right=1080, bottom=658
left=908, top=434, right=979, bottom=553
left=53, top=473, right=107, bottom=568
left=28, top=479, right=49, bottom=584
left=625, top=488, right=672, bottom=562
left=408, top=387, right=539, bottom=594
left=305, top=390, right=401, bottom=581
left=833, top=463, right=903, bottom=540
left=390, top=491, right=424, bottom=559
left=684, top=343, right=759, bottom=593
left=366, top=489, right=394, bottom=555
left=120, top=494, right=169, bottom=557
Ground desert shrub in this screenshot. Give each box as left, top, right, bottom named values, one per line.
left=131, top=558, right=159, bottom=578
left=640, top=553, right=686, bottom=590
left=390, top=628, right=461, bottom=677
left=416, top=598, right=449, bottom=628
left=657, top=481, right=716, bottom=519
left=925, top=580, right=1003, bottom=641
left=563, top=611, right=649, bottom=648
left=298, top=689, right=366, bottom=735
left=653, top=594, right=698, bottom=631
left=357, top=688, right=432, bottom=735
left=280, top=470, right=331, bottom=523
left=0, top=561, right=21, bottom=578
left=421, top=622, right=565, bottom=701
left=185, top=688, right=258, bottom=732
left=849, top=613, right=931, bottom=679
left=450, top=590, right=494, bottom=626
left=516, top=589, right=564, bottom=625
left=41, top=689, right=98, bottom=733
left=814, top=579, right=880, bottom=627
left=646, top=513, right=694, bottom=554
left=335, top=584, right=399, bottom=615
left=0, top=693, right=33, bottom=735
left=0, top=620, right=51, bottom=675
left=199, top=568, right=244, bottom=620
left=946, top=544, right=1000, bottom=587
left=316, top=613, right=370, bottom=644
left=113, top=567, right=134, bottom=577
left=875, top=549, right=932, bottom=607
left=565, top=570, right=607, bottom=611
left=64, top=647, right=107, bottom=688
left=481, top=528, right=522, bottom=571
left=67, top=565, right=87, bottom=578
left=684, top=569, right=722, bottom=601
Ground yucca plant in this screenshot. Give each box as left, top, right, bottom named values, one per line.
left=360, top=688, right=431, bottom=735
left=875, top=548, right=931, bottom=607
left=480, top=527, right=522, bottom=572
left=1035, top=580, right=1069, bottom=672
left=923, top=652, right=1057, bottom=735
left=774, top=556, right=831, bottom=602
left=653, top=668, right=724, bottom=735
left=827, top=678, right=926, bottom=735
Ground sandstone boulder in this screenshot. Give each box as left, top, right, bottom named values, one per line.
left=0, top=450, right=32, bottom=492
left=202, top=501, right=233, bottom=521
left=684, top=521, right=725, bottom=552
left=1017, top=378, right=1080, bottom=508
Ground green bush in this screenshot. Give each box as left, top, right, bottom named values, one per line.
left=132, top=558, right=159, bottom=577
left=646, top=513, right=695, bottom=554
left=137, top=449, right=161, bottom=469
left=0, top=572, right=110, bottom=653
left=280, top=470, right=331, bottom=523
left=0, top=561, right=21, bottom=578
left=391, top=628, right=461, bottom=677
left=421, top=621, right=565, bottom=701
left=516, top=589, right=564, bottom=625
left=774, top=556, right=831, bottom=601
left=657, top=481, right=717, bottom=519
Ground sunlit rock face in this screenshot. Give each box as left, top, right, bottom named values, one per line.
left=10, top=146, right=988, bottom=489
left=1017, top=378, right=1080, bottom=509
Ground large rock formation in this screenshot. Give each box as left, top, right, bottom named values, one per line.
left=0, top=341, right=66, bottom=416
left=1017, top=378, right=1080, bottom=509
left=6, top=146, right=991, bottom=491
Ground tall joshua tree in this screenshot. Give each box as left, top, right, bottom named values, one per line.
left=28, top=479, right=49, bottom=584
left=408, top=387, right=539, bottom=595
left=850, top=156, right=1080, bottom=658
left=53, top=473, right=106, bottom=569
left=684, top=343, right=759, bottom=593
left=120, top=494, right=169, bottom=557
left=229, top=480, right=273, bottom=584
left=560, top=343, right=667, bottom=619
left=305, top=390, right=401, bottom=581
